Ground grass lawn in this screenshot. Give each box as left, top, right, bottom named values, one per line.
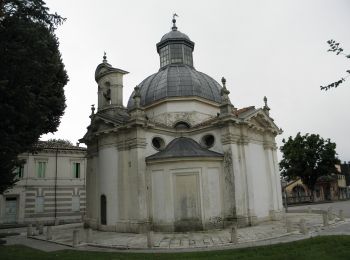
left=1, top=235, right=350, bottom=260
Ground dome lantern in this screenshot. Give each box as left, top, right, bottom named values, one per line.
left=127, top=16, right=224, bottom=109
left=156, top=14, right=195, bottom=69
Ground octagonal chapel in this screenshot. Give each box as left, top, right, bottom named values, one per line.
left=81, top=17, right=283, bottom=233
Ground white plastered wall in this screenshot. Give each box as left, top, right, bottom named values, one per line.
left=147, top=160, right=223, bottom=230
left=248, top=143, right=270, bottom=218
left=86, top=154, right=98, bottom=226
left=98, top=145, right=119, bottom=226
left=145, top=99, right=219, bottom=127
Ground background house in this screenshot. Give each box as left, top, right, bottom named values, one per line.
left=283, top=164, right=348, bottom=205
left=0, top=141, right=87, bottom=225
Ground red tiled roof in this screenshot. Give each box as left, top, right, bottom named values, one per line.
left=36, top=141, right=86, bottom=151
left=233, top=106, right=255, bottom=116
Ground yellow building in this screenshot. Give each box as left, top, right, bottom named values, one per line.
left=283, top=165, right=347, bottom=204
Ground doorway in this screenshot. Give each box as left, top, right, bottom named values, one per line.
left=5, top=197, right=18, bottom=223
left=100, top=195, right=107, bottom=225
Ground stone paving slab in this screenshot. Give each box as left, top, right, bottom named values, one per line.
left=35, top=214, right=298, bottom=248
left=5, top=212, right=349, bottom=251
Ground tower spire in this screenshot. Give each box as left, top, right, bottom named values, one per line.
left=172, top=13, right=178, bottom=31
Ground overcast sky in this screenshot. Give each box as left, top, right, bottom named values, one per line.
left=42, top=0, right=350, bottom=162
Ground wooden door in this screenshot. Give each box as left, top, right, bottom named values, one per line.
left=5, top=197, right=17, bottom=223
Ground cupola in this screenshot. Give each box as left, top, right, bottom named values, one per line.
left=156, top=14, right=195, bottom=69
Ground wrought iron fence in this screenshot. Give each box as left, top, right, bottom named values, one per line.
left=286, top=195, right=312, bottom=204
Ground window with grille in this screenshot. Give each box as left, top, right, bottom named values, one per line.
left=170, top=44, right=183, bottom=64
left=37, top=161, right=47, bottom=178
left=15, top=164, right=25, bottom=179
left=183, top=45, right=193, bottom=66
left=160, top=46, right=170, bottom=67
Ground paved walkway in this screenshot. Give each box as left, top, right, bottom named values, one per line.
left=2, top=211, right=350, bottom=252
left=289, top=200, right=350, bottom=217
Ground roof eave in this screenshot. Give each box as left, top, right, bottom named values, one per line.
left=146, top=156, right=223, bottom=164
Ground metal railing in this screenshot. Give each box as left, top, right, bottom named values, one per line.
left=286, top=195, right=312, bottom=204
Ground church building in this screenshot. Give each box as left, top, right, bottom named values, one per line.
left=81, top=17, right=283, bottom=233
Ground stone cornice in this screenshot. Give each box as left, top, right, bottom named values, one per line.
left=143, top=96, right=220, bottom=110
left=116, top=138, right=147, bottom=150
left=263, top=142, right=278, bottom=150
left=146, top=156, right=223, bottom=165
left=221, top=133, right=240, bottom=145
left=221, top=133, right=250, bottom=145
left=244, top=109, right=282, bottom=135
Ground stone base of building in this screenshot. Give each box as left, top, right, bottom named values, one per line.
left=152, top=221, right=203, bottom=232
left=233, top=215, right=258, bottom=227
left=85, top=218, right=150, bottom=233
left=115, top=220, right=150, bottom=233
left=85, top=212, right=283, bottom=233
left=269, top=210, right=283, bottom=221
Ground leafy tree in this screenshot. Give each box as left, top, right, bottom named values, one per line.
left=320, top=40, right=350, bottom=90
left=280, top=133, right=339, bottom=200
left=0, top=0, right=68, bottom=193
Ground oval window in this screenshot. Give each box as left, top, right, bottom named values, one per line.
left=152, top=137, right=165, bottom=150
left=201, top=134, right=215, bottom=148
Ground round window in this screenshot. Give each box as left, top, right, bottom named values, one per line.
left=201, top=134, right=215, bottom=148
left=152, top=137, right=165, bottom=150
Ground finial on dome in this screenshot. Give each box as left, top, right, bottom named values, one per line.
left=220, top=76, right=230, bottom=103
left=103, top=52, right=107, bottom=63
left=221, top=77, right=227, bottom=88
left=172, top=13, right=178, bottom=31
left=90, top=104, right=95, bottom=116
left=263, top=96, right=270, bottom=114
left=133, top=85, right=141, bottom=108
left=133, top=85, right=141, bottom=98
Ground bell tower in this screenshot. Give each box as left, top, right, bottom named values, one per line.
left=94, top=53, right=129, bottom=110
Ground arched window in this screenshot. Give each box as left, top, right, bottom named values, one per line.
left=174, top=121, right=190, bottom=129
left=101, top=195, right=107, bottom=225
left=292, top=185, right=306, bottom=197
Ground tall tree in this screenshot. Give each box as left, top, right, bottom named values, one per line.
left=0, top=0, right=68, bottom=193
left=320, top=40, right=350, bottom=91
left=280, top=133, right=339, bottom=200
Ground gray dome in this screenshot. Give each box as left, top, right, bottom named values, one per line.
left=160, top=30, right=190, bottom=42
left=127, top=65, right=223, bottom=108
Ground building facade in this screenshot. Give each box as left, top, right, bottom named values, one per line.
left=81, top=18, right=283, bottom=233
left=283, top=165, right=348, bottom=204
left=0, top=142, right=87, bottom=225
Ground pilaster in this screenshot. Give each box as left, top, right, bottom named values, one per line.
left=239, top=138, right=257, bottom=226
